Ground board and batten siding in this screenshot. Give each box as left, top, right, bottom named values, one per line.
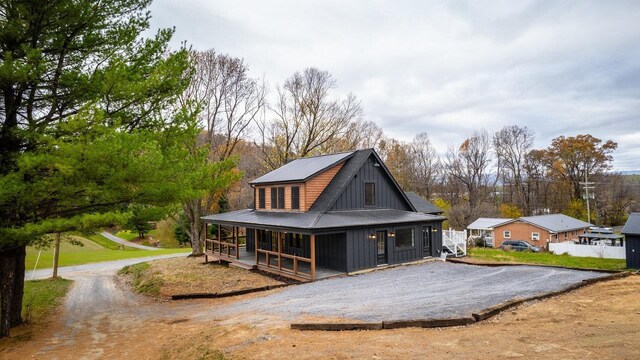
left=315, top=233, right=347, bottom=271
left=626, top=234, right=640, bottom=269
left=346, top=221, right=443, bottom=272
left=331, top=156, right=411, bottom=211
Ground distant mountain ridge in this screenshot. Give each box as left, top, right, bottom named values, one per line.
left=619, top=170, right=640, bottom=175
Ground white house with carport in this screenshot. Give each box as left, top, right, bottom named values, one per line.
left=466, top=218, right=511, bottom=246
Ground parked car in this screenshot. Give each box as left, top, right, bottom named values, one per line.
left=500, top=240, right=541, bottom=252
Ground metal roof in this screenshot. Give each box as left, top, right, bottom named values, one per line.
left=202, top=209, right=444, bottom=231
left=578, top=233, right=625, bottom=240
left=467, top=218, right=512, bottom=230
left=622, top=213, right=640, bottom=235
left=249, top=151, right=355, bottom=185
left=404, top=192, right=443, bottom=214
left=517, top=214, right=592, bottom=233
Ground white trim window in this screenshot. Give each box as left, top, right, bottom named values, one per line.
left=531, top=232, right=540, bottom=241
left=503, top=230, right=511, bottom=239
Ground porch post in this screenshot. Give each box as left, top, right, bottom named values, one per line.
left=234, top=226, right=238, bottom=258
left=278, top=232, right=282, bottom=271
left=255, top=228, right=259, bottom=265
left=204, top=223, right=207, bottom=253
left=218, top=225, right=222, bottom=256
left=310, top=234, right=316, bottom=281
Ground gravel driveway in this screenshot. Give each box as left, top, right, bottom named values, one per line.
left=219, top=261, right=608, bottom=322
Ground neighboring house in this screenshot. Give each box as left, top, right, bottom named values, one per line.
left=202, top=149, right=445, bottom=281
left=622, top=213, right=640, bottom=269
left=492, top=214, right=592, bottom=249
left=466, top=218, right=511, bottom=246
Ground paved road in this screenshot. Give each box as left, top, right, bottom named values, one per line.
left=25, top=253, right=187, bottom=280
left=100, top=231, right=159, bottom=250
left=219, top=261, right=609, bottom=322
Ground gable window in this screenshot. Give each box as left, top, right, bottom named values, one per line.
left=503, top=230, right=511, bottom=239
left=365, top=182, right=375, bottom=206
left=291, top=186, right=300, bottom=210
left=270, top=187, right=285, bottom=209
left=531, top=232, right=540, bottom=241
left=395, top=228, right=415, bottom=248
left=258, top=188, right=265, bottom=209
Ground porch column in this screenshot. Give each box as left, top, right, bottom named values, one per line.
left=278, top=232, right=283, bottom=271
left=204, top=223, right=207, bottom=253
left=234, top=226, right=238, bottom=258
left=218, top=225, right=222, bottom=255
left=255, top=229, right=259, bottom=265
left=310, top=234, right=316, bottom=281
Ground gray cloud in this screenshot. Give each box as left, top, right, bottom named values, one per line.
left=148, top=0, right=640, bottom=170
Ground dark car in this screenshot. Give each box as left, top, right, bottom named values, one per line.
left=499, top=240, right=541, bottom=252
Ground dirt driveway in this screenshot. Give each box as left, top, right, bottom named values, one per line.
left=1, top=261, right=638, bottom=360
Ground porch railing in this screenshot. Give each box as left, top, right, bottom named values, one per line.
left=256, top=248, right=312, bottom=280
left=204, top=235, right=246, bottom=259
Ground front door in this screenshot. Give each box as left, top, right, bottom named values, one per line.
left=423, top=226, right=432, bottom=257
left=376, top=230, right=387, bottom=265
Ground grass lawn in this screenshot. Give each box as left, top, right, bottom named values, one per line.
left=115, top=230, right=138, bottom=242
left=467, top=248, right=627, bottom=271
left=22, top=278, right=73, bottom=323
left=26, top=235, right=190, bottom=270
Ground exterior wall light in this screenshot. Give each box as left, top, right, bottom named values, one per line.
left=389, top=232, right=395, bottom=237
left=368, top=234, right=376, bottom=240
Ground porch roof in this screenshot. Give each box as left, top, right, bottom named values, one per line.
left=202, top=209, right=444, bottom=231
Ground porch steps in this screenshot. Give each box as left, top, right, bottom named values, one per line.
left=229, top=261, right=257, bottom=270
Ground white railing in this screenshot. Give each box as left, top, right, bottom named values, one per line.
left=549, top=242, right=625, bottom=259
left=443, top=229, right=467, bottom=257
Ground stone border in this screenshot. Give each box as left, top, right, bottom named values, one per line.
left=290, top=272, right=630, bottom=331
left=171, top=283, right=291, bottom=300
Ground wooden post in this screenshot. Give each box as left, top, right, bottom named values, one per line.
left=310, top=234, right=316, bottom=281
left=255, top=228, right=259, bottom=266
left=278, top=232, right=282, bottom=271
left=235, top=226, right=239, bottom=258
left=204, top=223, right=208, bottom=253
left=218, top=225, right=222, bottom=256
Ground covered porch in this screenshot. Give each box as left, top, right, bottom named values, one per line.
left=203, top=224, right=345, bottom=282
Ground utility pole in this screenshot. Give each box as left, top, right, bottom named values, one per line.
left=580, top=169, right=595, bottom=224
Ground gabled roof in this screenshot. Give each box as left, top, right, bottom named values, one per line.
left=467, top=218, right=512, bottom=230
left=250, top=151, right=355, bottom=185
left=499, top=214, right=592, bottom=233
left=622, top=213, right=640, bottom=235
left=309, top=149, right=416, bottom=213
left=202, top=208, right=444, bottom=231
left=404, top=192, right=443, bottom=214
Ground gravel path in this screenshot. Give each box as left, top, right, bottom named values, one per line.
left=219, top=261, right=609, bottom=322
left=100, top=231, right=159, bottom=250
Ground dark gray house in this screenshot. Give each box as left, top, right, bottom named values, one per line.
left=622, top=213, right=640, bottom=269
left=202, top=149, right=445, bottom=281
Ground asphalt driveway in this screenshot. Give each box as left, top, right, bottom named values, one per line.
left=219, top=261, right=608, bottom=322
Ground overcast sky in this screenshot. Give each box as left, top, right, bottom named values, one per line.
left=148, top=0, right=640, bottom=171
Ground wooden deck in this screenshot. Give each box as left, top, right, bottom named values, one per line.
left=205, top=247, right=344, bottom=282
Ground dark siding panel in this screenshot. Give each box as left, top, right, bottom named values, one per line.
left=626, top=235, right=640, bottom=269
left=331, top=155, right=412, bottom=211
left=346, top=228, right=377, bottom=272
left=315, top=233, right=347, bottom=271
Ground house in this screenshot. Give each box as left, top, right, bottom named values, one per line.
left=622, top=213, right=640, bottom=269
left=466, top=218, right=511, bottom=246
left=492, top=214, right=592, bottom=249
left=201, top=149, right=445, bottom=281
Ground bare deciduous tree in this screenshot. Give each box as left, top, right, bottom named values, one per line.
left=257, top=67, right=362, bottom=169
left=410, top=133, right=440, bottom=199
left=493, top=125, right=534, bottom=213
left=178, top=49, right=266, bottom=254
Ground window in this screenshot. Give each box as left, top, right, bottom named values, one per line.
left=270, top=187, right=277, bottom=209
left=531, top=232, right=540, bottom=241
left=395, top=228, right=415, bottom=248
left=258, top=188, right=265, bottom=209
left=365, top=182, right=375, bottom=206
left=291, top=186, right=300, bottom=210
left=503, top=230, right=511, bottom=239
left=270, top=187, right=285, bottom=209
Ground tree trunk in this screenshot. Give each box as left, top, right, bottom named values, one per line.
left=52, top=232, right=61, bottom=278
left=10, top=246, right=25, bottom=327
left=0, top=247, right=17, bottom=338
left=189, top=217, right=204, bottom=256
